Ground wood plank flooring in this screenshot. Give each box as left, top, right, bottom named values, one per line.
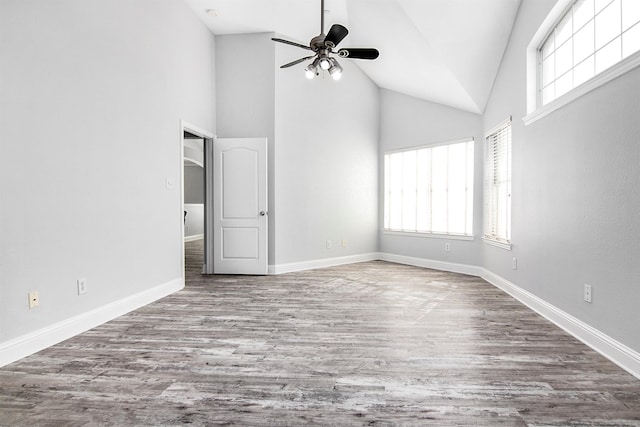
left=1, top=240, right=639, bottom=426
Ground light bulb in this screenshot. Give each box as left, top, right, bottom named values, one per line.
left=328, top=58, right=343, bottom=80
left=304, top=61, right=317, bottom=79
left=320, top=58, right=331, bottom=70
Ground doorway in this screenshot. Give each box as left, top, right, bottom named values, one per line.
left=181, top=121, right=214, bottom=280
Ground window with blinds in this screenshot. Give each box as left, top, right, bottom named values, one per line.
left=383, top=139, right=474, bottom=236
left=483, top=118, right=512, bottom=247
left=539, top=0, right=640, bottom=105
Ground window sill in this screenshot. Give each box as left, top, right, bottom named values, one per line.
left=383, top=230, right=475, bottom=241
left=524, top=51, right=640, bottom=126
left=482, top=237, right=512, bottom=250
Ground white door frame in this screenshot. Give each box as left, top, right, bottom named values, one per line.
left=180, top=120, right=215, bottom=279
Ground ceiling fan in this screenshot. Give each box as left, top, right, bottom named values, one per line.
left=272, top=0, right=379, bottom=80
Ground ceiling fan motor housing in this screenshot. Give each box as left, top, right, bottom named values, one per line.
left=310, top=34, right=326, bottom=51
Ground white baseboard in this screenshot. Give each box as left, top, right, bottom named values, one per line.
left=3, top=252, right=638, bottom=381
left=380, top=253, right=640, bottom=379
left=378, top=252, right=482, bottom=277
left=0, top=278, right=183, bottom=368
left=480, top=269, right=640, bottom=380
left=269, top=253, right=379, bottom=275
left=184, top=234, right=204, bottom=242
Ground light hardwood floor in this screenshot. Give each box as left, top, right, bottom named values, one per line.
left=1, top=240, right=639, bottom=426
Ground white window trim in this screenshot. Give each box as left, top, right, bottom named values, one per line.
left=482, top=236, right=512, bottom=251
left=485, top=117, right=512, bottom=140
left=524, top=0, right=640, bottom=126
left=384, top=137, right=475, bottom=155
left=383, top=230, right=475, bottom=241
left=483, top=117, right=512, bottom=250
left=382, top=137, right=475, bottom=236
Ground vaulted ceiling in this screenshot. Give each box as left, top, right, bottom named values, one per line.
left=184, top=0, right=522, bottom=114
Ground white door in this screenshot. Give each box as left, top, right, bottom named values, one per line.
left=213, top=138, right=268, bottom=275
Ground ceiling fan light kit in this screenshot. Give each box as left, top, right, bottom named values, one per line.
left=272, top=0, right=379, bottom=81
left=328, top=58, right=343, bottom=80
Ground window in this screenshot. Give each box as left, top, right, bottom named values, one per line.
left=539, top=0, right=640, bottom=105
left=383, top=139, right=474, bottom=237
left=483, top=118, right=512, bottom=248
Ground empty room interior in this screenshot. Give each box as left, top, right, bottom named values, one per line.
left=1, top=0, right=640, bottom=425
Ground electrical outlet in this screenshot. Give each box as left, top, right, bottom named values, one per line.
left=166, top=177, right=174, bottom=190
left=77, top=278, right=87, bottom=295
left=444, top=243, right=451, bottom=252
left=341, top=239, right=347, bottom=248
left=512, top=257, right=518, bottom=270
left=584, top=284, right=592, bottom=303
left=28, top=291, right=39, bottom=309
left=326, top=240, right=332, bottom=249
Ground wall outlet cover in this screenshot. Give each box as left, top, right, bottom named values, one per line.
left=28, top=291, right=40, bottom=309
left=77, top=278, right=87, bottom=295
left=584, top=284, right=592, bottom=303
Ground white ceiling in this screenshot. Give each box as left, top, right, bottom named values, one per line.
left=183, top=0, right=522, bottom=114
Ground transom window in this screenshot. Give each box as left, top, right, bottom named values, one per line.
left=383, top=139, right=474, bottom=236
left=539, top=0, right=640, bottom=105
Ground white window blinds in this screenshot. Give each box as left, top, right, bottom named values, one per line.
left=384, top=139, right=474, bottom=236
left=483, top=118, right=512, bottom=246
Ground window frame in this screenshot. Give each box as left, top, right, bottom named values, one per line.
left=483, top=117, right=512, bottom=250
left=525, top=0, right=640, bottom=125
left=382, top=137, right=475, bottom=239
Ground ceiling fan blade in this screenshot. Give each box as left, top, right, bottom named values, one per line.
left=338, top=48, right=379, bottom=60
left=280, top=56, right=315, bottom=69
left=324, top=24, right=349, bottom=48
left=272, top=37, right=312, bottom=51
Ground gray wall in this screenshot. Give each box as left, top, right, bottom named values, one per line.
left=184, top=164, right=204, bottom=238
left=273, top=41, right=380, bottom=266
left=0, top=0, right=216, bottom=342
left=184, top=204, right=205, bottom=238
left=184, top=165, right=204, bottom=204
left=215, top=33, right=277, bottom=265
left=483, top=0, right=640, bottom=352
left=215, top=33, right=379, bottom=268
left=378, top=89, right=484, bottom=267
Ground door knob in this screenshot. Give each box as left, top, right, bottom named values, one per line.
left=259, top=211, right=267, bottom=216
